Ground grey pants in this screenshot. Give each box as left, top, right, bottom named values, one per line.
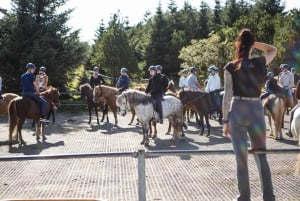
left=229, top=99, right=275, bottom=201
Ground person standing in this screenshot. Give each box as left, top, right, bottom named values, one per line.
left=179, top=69, right=189, bottom=88
left=145, top=65, right=164, bottom=124
left=21, top=63, right=49, bottom=123
left=187, top=66, right=201, bottom=91
left=278, top=64, right=294, bottom=106
left=116, top=67, right=130, bottom=93
left=222, top=29, right=277, bottom=201
left=0, top=75, right=2, bottom=98
left=35, top=66, right=48, bottom=92
left=205, top=66, right=221, bottom=114
left=90, top=66, right=105, bottom=88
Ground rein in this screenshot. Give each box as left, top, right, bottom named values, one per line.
left=181, top=92, right=207, bottom=107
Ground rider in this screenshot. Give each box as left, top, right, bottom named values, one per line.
left=145, top=65, right=164, bottom=124
left=205, top=66, right=221, bottom=114
left=179, top=69, right=189, bottom=88
left=21, top=63, right=48, bottom=123
left=279, top=63, right=294, bottom=106
left=187, top=66, right=201, bottom=91
left=286, top=80, right=300, bottom=138
left=90, top=66, right=105, bottom=88
left=156, top=65, right=169, bottom=93
left=260, top=71, right=281, bottom=100
left=35, top=66, right=48, bottom=92
left=116, top=67, right=130, bottom=93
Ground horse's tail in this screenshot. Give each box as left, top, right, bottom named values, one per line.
left=8, top=99, right=18, bottom=141
left=274, top=96, right=285, bottom=128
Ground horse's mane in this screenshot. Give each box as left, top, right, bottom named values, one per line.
left=79, top=83, right=92, bottom=90
left=100, top=85, right=119, bottom=96
left=41, top=86, right=59, bottom=98
left=123, top=89, right=152, bottom=105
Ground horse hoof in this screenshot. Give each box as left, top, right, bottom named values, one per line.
left=205, top=133, right=211, bottom=137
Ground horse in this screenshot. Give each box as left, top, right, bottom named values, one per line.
left=262, top=93, right=286, bottom=140
left=8, top=86, right=60, bottom=145
left=177, top=89, right=212, bottom=136
left=79, top=83, right=108, bottom=124
left=116, top=89, right=184, bottom=146
left=0, top=93, right=20, bottom=116
left=291, top=106, right=300, bottom=146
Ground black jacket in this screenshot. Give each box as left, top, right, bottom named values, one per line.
left=145, top=74, right=164, bottom=96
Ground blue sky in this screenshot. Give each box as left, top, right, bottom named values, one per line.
left=1, top=0, right=300, bottom=43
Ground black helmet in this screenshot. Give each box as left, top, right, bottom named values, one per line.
left=280, top=64, right=289, bottom=69
left=39, top=66, right=47, bottom=72
left=26, top=63, right=36, bottom=70
left=266, top=71, right=274, bottom=78
left=181, top=69, right=188, bottom=74
left=148, top=65, right=157, bottom=71
left=93, top=66, right=100, bottom=72
left=190, top=66, right=197, bottom=73
left=156, top=65, right=163, bottom=71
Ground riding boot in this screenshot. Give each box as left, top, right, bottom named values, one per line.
left=40, top=115, right=49, bottom=123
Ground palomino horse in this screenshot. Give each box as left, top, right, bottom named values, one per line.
left=177, top=89, right=212, bottom=136
left=79, top=83, right=108, bottom=124
left=263, top=94, right=286, bottom=140
left=0, top=93, right=19, bottom=116
left=8, top=86, right=60, bottom=145
left=116, top=89, right=184, bottom=146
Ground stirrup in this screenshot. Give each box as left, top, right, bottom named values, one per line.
left=40, top=118, right=50, bottom=123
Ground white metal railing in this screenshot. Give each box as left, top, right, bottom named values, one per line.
left=0, top=148, right=299, bottom=201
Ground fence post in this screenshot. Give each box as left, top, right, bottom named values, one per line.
left=137, top=149, right=146, bottom=201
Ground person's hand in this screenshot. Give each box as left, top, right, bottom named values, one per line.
left=223, top=123, right=231, bottom=138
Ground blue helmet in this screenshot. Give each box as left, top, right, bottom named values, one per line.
left=26, top=63, right=36, bottom=69
left=181, top=69, right=188, bottom=74
left=156, top=65, right=163, bottom=71
left=266, top=71, right=274, bottom=78
left=39, top=66, right=46, bottom=72
left=121, top=67, right=128, bottom=72
left=148, top=65, right=157, bottom=71
left=93, top=66, right=100, bottom=71
left=190, top=66, right=197, bottom=73
left=213, top=66, right=219, bottom=71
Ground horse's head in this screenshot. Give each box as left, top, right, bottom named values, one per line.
left=42, top=86, right=60, bottom=107
left=93, top=85, right=102, bottom=103
left=79, top=83, right=92, bottom=100
left=116, top=93, right=128, bottom=116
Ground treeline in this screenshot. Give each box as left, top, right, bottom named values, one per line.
left=0, top=0, right=300, bottom=92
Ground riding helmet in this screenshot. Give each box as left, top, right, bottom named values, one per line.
left=26, top=63, right=36, bottom=69
left=156, top=65, right=163, bottom=71
left=148, top=65, right=157, bottom=71
left=190, top=66, right=197, bottom=73
left=266, top=71, right=274, bottom=78
left=181, top=69, right=188, bottom=74
left=93, top=66, right=100, bottom=72
left=280, top=64, right=289, bottom=69
left=39, top=66, right=47, bottom=72
left=121, top=67, right=128, bottom=72
left=208, top=66, right=216, bottom=72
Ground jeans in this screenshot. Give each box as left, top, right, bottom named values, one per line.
left=229, top=99, right=275, bottom=201
left=23, top=92, right=47, bottom=117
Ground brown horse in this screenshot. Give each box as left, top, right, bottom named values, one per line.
left=0, top=93, right=20, bottom=116
left=263, top=93, right=286, bottom=140
left=8, top=86, right=60, bottom=145
left=79, top=83, right=108, bottom=124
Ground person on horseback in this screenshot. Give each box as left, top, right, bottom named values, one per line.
left=187, top=66, right=201, bottom=91
left=260, top=71, right=281, bottom=100
left=21, top=63, right=49, bottom=123
left=279, top=64, right=294, bottom=106
left=35, top=66, right=48, bottom=92
left=179, top=69, right=189, bottom=88
left=145, top=65, right=164, bottom=124
left=205, top=66, right=221, bottom=115
left=0, top=75, right=2, bottom=99
left=116, top=67, right=130, bottom=93
left=286, top=80, right=300, bottom=138
left=222, top=29, right=277, bottom=201
left=90, top=66, right=105, bottom=88
left=156, top=65, right=169, bottom=93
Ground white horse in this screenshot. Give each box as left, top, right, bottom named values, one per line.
left=291, top=105, right=300, bottom=146
left=116, top=89, right=184, bottom=146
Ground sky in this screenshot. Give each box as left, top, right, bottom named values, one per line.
left=1, top=0, right=300, bottom=44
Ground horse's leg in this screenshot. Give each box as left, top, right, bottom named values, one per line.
left=18, top=118, right=26, bottom=145
left=88, top=105, right=92, bottom=124
left=166, top=119, right=171, bottom=135
left=128, top=106, right=135, bottom=125
left=113, top=108, right=118, bottom=127
left=95, top=106, right=99, bottom=125
left=268, top=115, right=274, bottom=137
left=205, top=114, right=211, bottom=137
left=36, top=119, right=41, bottom=141
left=149, top=121, right=153, bottom=138
left=41, top=120, right=47, bottom=142
left=151, top=120, right=157, bottom=138
left=199, top=114, right=205, bottom=136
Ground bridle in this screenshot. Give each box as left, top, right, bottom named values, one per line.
left=118, top=94, right=129, bottom=115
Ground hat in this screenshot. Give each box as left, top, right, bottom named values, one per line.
left=121, top=67, right=128, bottom=72
left=280, top=64, right=289, bottom=69
left=181, top=69, right=188, bottom=74
left=148, top=65, right=157, bottom=71
left=156, top=65, right=163, bottom=71
left=93, top=66, right=100, bottom=71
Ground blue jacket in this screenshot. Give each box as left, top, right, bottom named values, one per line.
left=116, top=75, right=130, bottom=92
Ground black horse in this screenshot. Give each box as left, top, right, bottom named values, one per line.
left=79, top=83, right=108, bottom=124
